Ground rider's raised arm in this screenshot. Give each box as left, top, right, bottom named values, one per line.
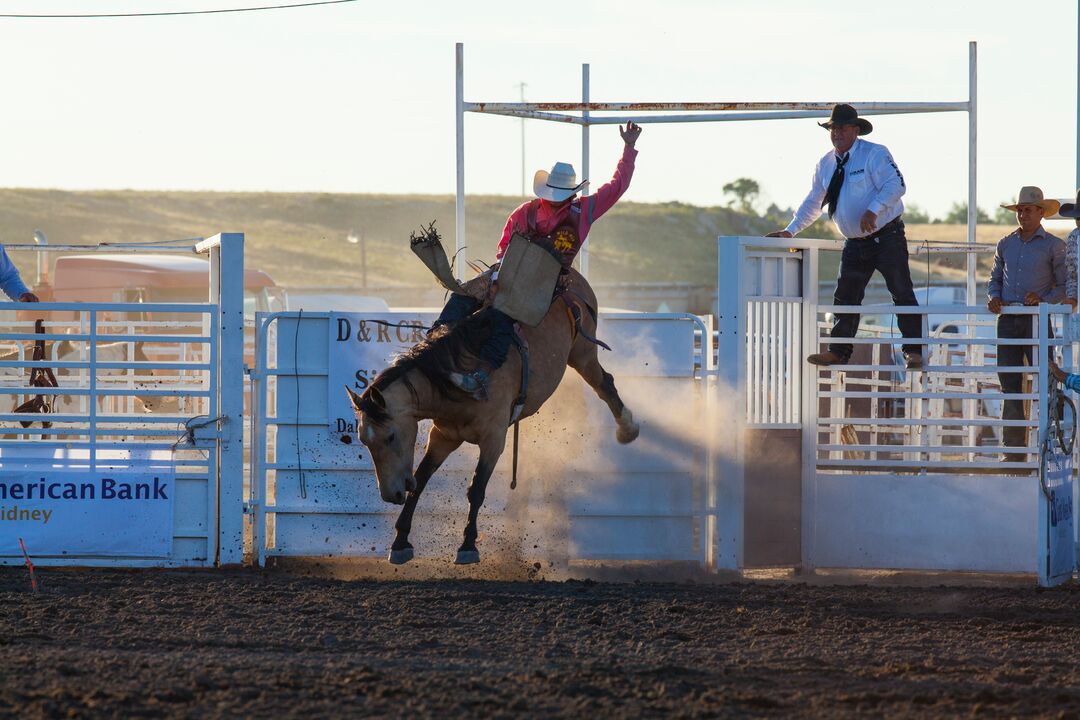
left=0, top=246, right=30, bottom=302
left=580, top=142, right=638, bottom=236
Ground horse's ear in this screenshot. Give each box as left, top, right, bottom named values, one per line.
left=370, top=386, right=387, bottom=409
left=345, top=385, right=364, bottom=411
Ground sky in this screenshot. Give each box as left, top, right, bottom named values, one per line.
left=0, top=0, right=1076, bottom=223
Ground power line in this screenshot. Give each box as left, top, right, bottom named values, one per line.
left=0, top=0, right=356, bottom=18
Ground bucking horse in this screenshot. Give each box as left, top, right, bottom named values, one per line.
left=345, top=223, right=639, bottom=565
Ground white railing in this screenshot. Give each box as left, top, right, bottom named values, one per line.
left=811, top=304, right=1070, bottom=474
left=718, top=235, right=1079, bottom=574
left=0, top=303, right=217, bottom=463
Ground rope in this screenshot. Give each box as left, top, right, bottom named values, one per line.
left=0, top=0, right=356, bottom=19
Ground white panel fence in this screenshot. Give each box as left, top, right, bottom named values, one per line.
left=250, top=311, right=717, bottom=567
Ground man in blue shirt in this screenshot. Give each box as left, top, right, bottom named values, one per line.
left=1051, top=361, right=1080, bottom=392
left=0, top=245, right=37, bottom=303
left=988, top=186, right=1066, bottom=462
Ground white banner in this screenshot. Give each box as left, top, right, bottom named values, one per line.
left=0, top=469, right=175, bottom=557
left=328, top=312, right=438, bottom=433
left=1043, top=450, right=1075, bottom=586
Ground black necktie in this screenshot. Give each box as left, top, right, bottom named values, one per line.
left=822, top=152, right=849, bottom=218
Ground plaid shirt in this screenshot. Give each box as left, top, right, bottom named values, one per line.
left=1065, top=227, right=1078, bottom=301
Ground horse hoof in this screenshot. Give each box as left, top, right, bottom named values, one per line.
left=617, top=422, right=640, bottom=444
left=455, top=549, right=480, bottom=565
left=387, top=546, right=414, bottom=565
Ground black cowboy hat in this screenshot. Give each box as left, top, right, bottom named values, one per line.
left=818, top=103, right=873, bottom=135
left=1060, top=189, right=1080, bottom=218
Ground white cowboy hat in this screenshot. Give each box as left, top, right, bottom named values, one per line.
left=533, top=162, right=588, bottom=202
left=1001, top=186, right=1060, bottom=215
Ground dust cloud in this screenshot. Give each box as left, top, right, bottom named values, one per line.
left=311, top=326, right=751, bottom=583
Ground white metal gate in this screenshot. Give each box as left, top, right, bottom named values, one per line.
left=250, top=310, right=716, bottom=567
left=721, top=234, right=1077, bottom=578
left=0, top=234, right=245, bottom=567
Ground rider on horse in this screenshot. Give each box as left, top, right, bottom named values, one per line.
left=435, top=121, right=643, bottom=399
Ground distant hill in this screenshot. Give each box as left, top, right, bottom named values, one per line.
left=0, top=189, right=838, bottom=289
left=0, top=189, right=1019, bottom=296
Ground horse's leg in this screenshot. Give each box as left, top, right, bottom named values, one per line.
left=389, top=426, right=461, bottom=565
left=568, top=343, right=639, bottom=444
left=455, top=434, right=506, bottom=565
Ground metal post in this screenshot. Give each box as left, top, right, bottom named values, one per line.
left=800, top=243, right=820, bottom=574
left=89, top=309, right=98, bottom=473
left=32, top=230, right=47, bottom=286
left=360, top=229, right=368, bottom=291
left=455, top=43, right=466, bottom=281
left=966, top=41, right=979, bottom=451
left=197, top=232, right=245, bottom=566
left=518, top=81, right=527, bottom=198
left=714, top=236, right=746, bottom=570
left=580, top=63, right=591, bottom=278
left=966, top=41, right=978, bottom=307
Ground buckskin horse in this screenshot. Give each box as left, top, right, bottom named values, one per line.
left=345, top=267, right=639, bottom=565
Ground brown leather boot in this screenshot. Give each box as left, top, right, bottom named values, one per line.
left=903, top=352, right=923, bottom=369
left=807, top=350, right=848, bottom=366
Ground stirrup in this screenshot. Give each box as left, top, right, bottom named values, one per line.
left=449, top=369, right=489, bottom=400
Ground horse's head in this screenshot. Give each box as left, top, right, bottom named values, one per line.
left=346, top=385, right=417, bottom=505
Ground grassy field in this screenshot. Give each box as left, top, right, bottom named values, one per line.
left=0, top=188, right=1025, bottom=292
left=0, top=189, right=837, bottom=290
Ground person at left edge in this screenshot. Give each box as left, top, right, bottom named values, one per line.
left=0, top=244, right=39, bottom=303
left=766, top=103, right=923, bottom=369
left=1051, top=361, right=1080, bottom=391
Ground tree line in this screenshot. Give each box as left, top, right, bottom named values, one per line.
left=721, top=177, right=1017, bottom=225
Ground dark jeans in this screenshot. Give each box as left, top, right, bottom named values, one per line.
left=829, top=219, right=923, bottom=360
left=997, top=313, right=1055, bottom=449
left=433, top=294, right=515, bottom=370
left=434, top=293, right=479, bottom=329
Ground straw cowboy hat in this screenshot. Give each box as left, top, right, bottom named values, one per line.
left=818, top=103, right=873, bottom=135
left=533, top=162, right=588, bottom=202
left=1000, top=186, right=1061, bottom=215
left=1059, top=189, right=1080, bottom=218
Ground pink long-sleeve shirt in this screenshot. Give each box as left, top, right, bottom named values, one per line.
left=495, top=145, right=638, bottom=260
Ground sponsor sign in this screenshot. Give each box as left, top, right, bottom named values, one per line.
left=1043, top=449, right=1075, bottom=585
left=0, top=470, right=175, bottom=557
left=328, top=312, right=437, bottom=434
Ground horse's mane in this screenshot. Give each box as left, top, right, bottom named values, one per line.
left=357, top=308, right=499, bottom=424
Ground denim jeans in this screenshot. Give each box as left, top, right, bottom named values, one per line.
left=433, top=295, right=515, bottom=370
left=997, top=313, right=1055, bottom=449
left=829, top=220, right=923, bottom=360
left=433, top=293, right=479, bottom=330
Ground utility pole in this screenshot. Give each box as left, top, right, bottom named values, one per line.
left=361, top=229, right=367, bottom=290
left=517, top=81, right=528, bottom=197
left=347, top=229, right=367, bottom=290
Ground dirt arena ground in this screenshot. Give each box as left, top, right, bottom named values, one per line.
left=2, top=565, right=1080, bottom=718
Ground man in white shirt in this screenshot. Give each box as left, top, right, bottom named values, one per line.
left=767, top=103, right=922, bottom=369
